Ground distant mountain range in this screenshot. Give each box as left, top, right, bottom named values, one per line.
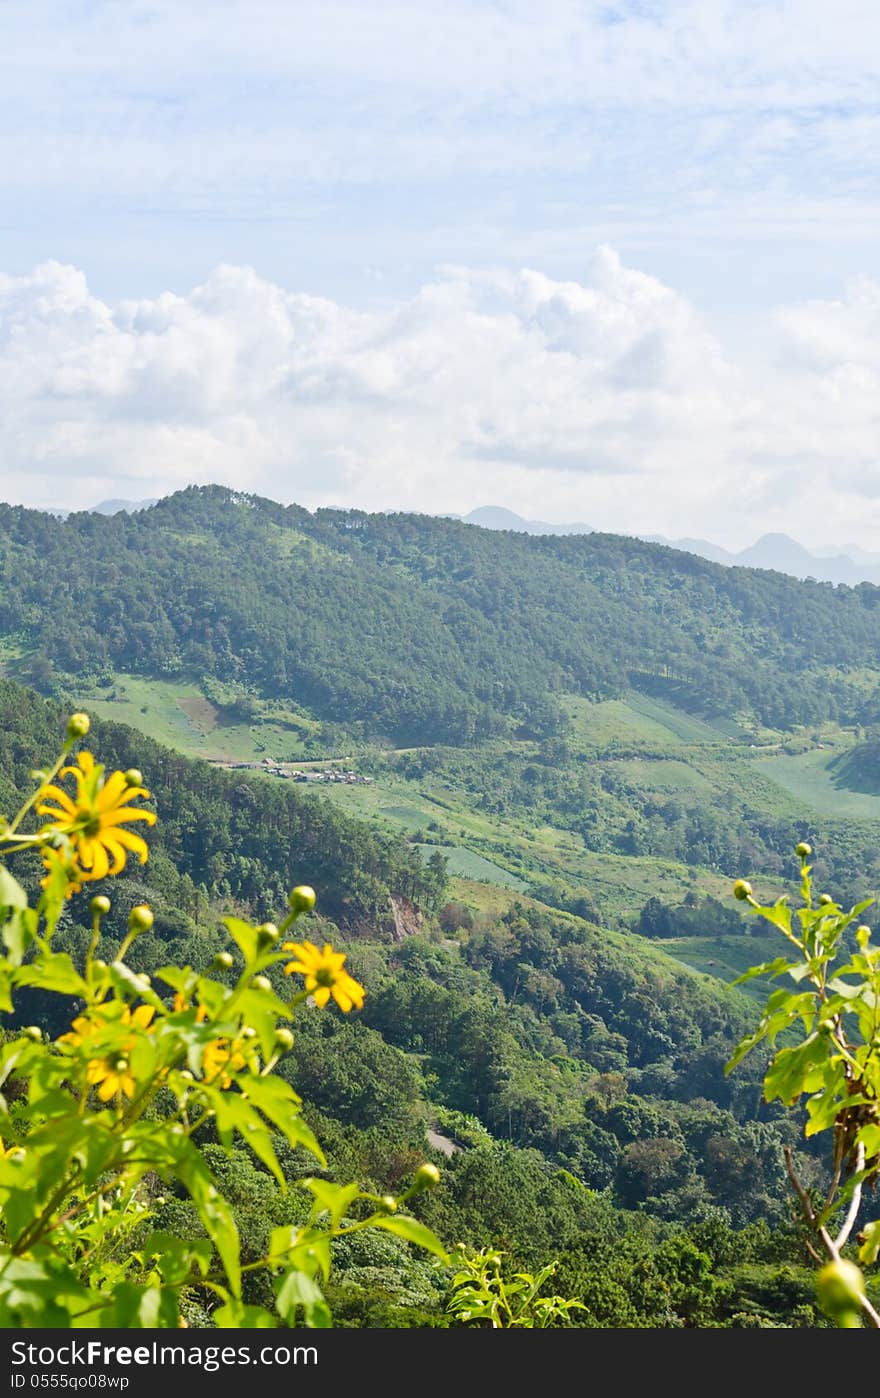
left=461, top=505, right=595, bottom=536
left=460, top=507, right=880, bottom=587
left=34, top=495, right=880, bottom=587
left=91, top=498, right=159, bottom=515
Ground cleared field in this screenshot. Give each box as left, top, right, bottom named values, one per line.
left=760, top=747, right=880, bottom=820
left=414, top=844, right=529, bottom=890
left=564, top=691, right=740, bottom=749
left=379, top=804, right=434, bottom=828
left=562, top=695, right=688, bottom=747
left=611, top=758, right=714, bottom=792
left=624, top=691, right=736, bottom=744
left=77, top=674, right=310, bottom=764
left=664, top=932, right=782, bottom=1002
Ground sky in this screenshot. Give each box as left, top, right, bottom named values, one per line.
left=0, top=0, right=879, bottom=548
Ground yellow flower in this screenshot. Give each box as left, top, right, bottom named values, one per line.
left=87, top=1057, right=137, bottom=1102
left=59, top=1003, right=155, bottom=1049
left=202, top=1037, right=247, bottom=1088
left=173, top=992, right=208, bottom=1021
left=40, top=844, right=86, bottom=898
left=64, top=1005, right=156, bottom=1103
left=37, top=752, right=157, bottom=883
left=282, top=939, right=365, bottom=1013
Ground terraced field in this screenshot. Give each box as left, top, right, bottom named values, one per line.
left=760, top=747, right=880, bottom=820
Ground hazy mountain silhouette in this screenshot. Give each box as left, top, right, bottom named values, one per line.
left=463, top=506, right=593, bottom=535
left=91, top=498, right=159, bottom=515
left=464, top=506, right=880, bottom=586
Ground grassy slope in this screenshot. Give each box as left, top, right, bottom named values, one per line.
left=48, top=668, right=847, bottom=999
left=73, top=673, right=317, bottom=764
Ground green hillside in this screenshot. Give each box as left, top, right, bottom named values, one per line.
left=5, top=485, right=880, bottom=748
left=2, top=497, right=876, bottom=1323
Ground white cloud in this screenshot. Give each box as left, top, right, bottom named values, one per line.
left=1, top=250, right=879, bottom=548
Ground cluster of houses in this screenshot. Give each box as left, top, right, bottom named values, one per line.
left=219, top=757, right=373, bottom=785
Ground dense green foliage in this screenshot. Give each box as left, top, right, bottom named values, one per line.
left=5, top=485, right=880, bottom=744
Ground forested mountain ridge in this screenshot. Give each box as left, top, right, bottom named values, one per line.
left=3, top=484, right=880, bottom=744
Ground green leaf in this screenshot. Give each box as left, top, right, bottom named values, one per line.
left=858, top=1123, right=880, bottom=1159
left=235, top=986, right=292, bottom=1058
left=105, top=1284, right=178, bottom=1328
left=0, top=868, right=27, bottom=910
left=268, top=1227, right=331, bottom=1282
left=14, top=951, right=88, bottom=997
left=859, top=1221, right=880, bottom=1267
left=303, top=1177, right=358, bottom=1226
left=1, top=909, right=36, bottom=965
left=826, top=977, right=865, bottom=999
left=0, top=1257, right=94, bottom=1327
left=204, top=1086, right=285, bottom=1187
left=371, top=1213, right=449, bottom=1260
left=756, top=900, right=793, bottom=937
left=275, top=1268, right=331, bottom=1328
left=142, top=1231, right=213, bottom=1284
left=214, top=1301, right=277, bottom=1328
left=222, top=916, right=259, bottom=965
left=764, top=1033, right=827, bottom=1105
left=732, top=956, right=796, bottom=987
left=107, top=961, right=165, bottom=1010
left=176, top=1146, right=241, bottom=1297
left=239, top=1075, right=324, bottom=1163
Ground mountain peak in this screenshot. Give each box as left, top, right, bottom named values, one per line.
left=464, top=506, right=593, bottom=536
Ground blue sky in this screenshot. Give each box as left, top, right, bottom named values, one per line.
left=1, top=1, right=879, bottom=546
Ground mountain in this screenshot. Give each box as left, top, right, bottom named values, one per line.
left=463, top=505, right=593, bottom=535
left=5, top=484, right=880, bottom=744
left=0, top=493, right=863, bottom=1324
left=628, top=526, right=880, bottom=586
left=90, top=497, right=159, bottom=515
left=463, top=505, right=880, bottom=585
left=654, top=531, right=880, bottom=587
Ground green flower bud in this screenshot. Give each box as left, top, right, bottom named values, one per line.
left=213, top=951, right=234, bottom=970
left=857, top=925, right=872, bottom=949
left=795, top=841, right=812, bottom=858
left=129, top=905, right=154, bottom=933
left=379, top=1195, right=398, bottom=1214
left=732, top=879, right=753, bottom=901
left=123, top=769, right=143, bottom=788
left=412, top=1163, right=441, bottom=1192
left=816, top=1259, right=865, bottom=1326
left=66, top=713, right=90, bottom=739
left=92, top=959, right=107, bottom=973
left=273, top=1027, right=295, bottom=1051
left=240, top=1026, right=257, bottom=1040
left=90, top=895, right=111, bottom=917
left=257, top=922, right=279, bottom=947
left=288, top=885, right=317, bottom=914
left=819, top=893, right=834, bottom=907
left=253, top=974, right=272, bottom=992
left=23, top=1026, right=42, bottom=1043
